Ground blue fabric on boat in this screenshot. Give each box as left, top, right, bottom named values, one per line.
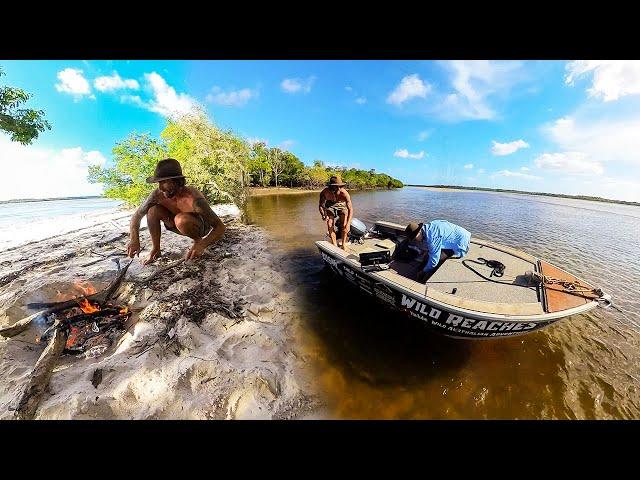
left=417, top=220, right=471, bottom=275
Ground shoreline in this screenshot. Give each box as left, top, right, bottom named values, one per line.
left=0, top=204, right=321, bottom=419
left=408, top=185, right=640, bottom=207
left=249, top=186, right=400, bottom=197
left=249, top=187, right=322, bottom=197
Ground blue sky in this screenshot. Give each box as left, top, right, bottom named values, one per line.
left=2, top=60, right=640, bottom=201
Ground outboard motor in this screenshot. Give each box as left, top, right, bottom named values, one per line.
left=335, top=217, right=368, bottom=244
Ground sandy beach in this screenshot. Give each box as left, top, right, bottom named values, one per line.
left=0, top=204, right=322, bottom=419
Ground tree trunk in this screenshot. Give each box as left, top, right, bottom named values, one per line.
left=15, top=327, right=67, bottom=420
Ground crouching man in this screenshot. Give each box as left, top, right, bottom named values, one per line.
left=405, top=220, right=471, bottom=283
left=127, top=158, right=226, bottom=265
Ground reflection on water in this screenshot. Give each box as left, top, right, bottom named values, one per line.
left=246, top=187, right=640, bottom=419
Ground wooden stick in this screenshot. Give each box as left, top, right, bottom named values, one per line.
left=15, top=327, right=67, bottom=420
left=0, top=310, right=47, bottom=338
left=3, top=258, right=134, bottom=339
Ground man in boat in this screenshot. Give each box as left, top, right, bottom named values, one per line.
left=126, top=158, right=226, bottom=265
left=405, top=220, right=471, bottom=283
left=319, top=175, right=353, bottom=250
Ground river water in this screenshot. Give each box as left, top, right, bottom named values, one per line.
left=246, top=187, right=640, bottom=419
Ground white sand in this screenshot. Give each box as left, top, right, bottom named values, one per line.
left=0, top=204, right=320, bottom=419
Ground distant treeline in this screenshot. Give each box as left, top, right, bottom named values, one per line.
left=89, top=109, right=403, bottom=208
left=0, top=195, right=103, bottom=204
left=410, top=185, right=640, bottom=207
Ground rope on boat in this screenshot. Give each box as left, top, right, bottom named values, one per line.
left=462, top=258, right=617, bottom=310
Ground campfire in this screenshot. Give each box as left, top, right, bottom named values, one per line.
left=36, top=282, right=131, bottom=358
left=0, top=258, right=135, bottom=419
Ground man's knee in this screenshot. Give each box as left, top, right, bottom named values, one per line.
left=175, top=213, right=198, bottom=234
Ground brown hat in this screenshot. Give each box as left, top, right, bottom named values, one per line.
left=328, top=175, right=346, bottom=187
left=146, top=158, right=186, bottom=183
left=405, top=222, right=423, bottom=240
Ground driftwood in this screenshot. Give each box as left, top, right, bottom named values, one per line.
left=15, top=326, right=68, bottom=420
left=0, top=258, right=134, bottom=339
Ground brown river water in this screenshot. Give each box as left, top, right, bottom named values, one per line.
left=245, top=187, right=640, bottom=419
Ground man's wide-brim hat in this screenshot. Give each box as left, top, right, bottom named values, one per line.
left=405, top=222, right=424, bottom=240
left=328, top=175, right=346, bottom=187
left=146, top=158, right=186, bottom=183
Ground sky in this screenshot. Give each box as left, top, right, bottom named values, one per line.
left=1, top=60, right=640, bottom=202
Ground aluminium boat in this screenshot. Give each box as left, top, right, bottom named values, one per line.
left=316, top=219, right=612, bottom=339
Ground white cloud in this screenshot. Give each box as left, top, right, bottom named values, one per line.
left=477, top=168, right=485, bottom=174
left=355, top=97, right=367, bottom=104
left=417, top=130, right=432, bottom=141
left=55, top=68, right=94, bottom=100
left=387, top=74, right=431, bottom=105
left=279, top=139, right=296, bottom=150
left=491, top=139, right=529, bottom=156
left=464, top=163, right=473, bottom=169
left=437, top=60, right=525, bottom=121
left=533, top=152, right=604, bottom=175
left=544, top=115, right=640, bottom=166
left=394, top=148, right=425, bottom=159
left=520, top=166, right=530, bottom=171
left=345, top=86, right=353, bottom=92
left=131, top=72, right=198, bottom=117
left=94, top=72, right=139, bottom=92
left=491, top=169, right=542, bottom=180
left=120, top=94, right=144, bottom=107
left=281, top=76, right=316, bottom=94
left=206, top=86, right=258, bottom=107
left=565, top=60, right=640, bottom=102
left=0, top=134, right=106, bottom=201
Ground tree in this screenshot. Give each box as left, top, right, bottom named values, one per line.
left=88, top=133, right=168, bottom=207
left=248, top=142, right=271, bottom=187
left=161, top=111, right=250, bottom=207
left=266, top=147, right=286, bottom=187
left=280, top=151, right=305, bottom=187
left=0, top=67, right=51, bottom=145
left=88, top=109, right=252, bottom=208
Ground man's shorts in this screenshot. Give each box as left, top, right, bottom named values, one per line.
left=164, top=213, right=212, bottom=237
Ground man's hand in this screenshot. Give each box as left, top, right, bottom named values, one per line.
left=127, top=239, right=141, bottom=258
left=185, top=239, right=206, bottom=260
left=143, top=247, right=161, bottom=265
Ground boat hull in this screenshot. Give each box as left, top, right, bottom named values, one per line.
left=318, top=247, right=562, bottom=339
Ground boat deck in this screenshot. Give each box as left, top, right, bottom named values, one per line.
left=344, top=234, right=545, bottom=315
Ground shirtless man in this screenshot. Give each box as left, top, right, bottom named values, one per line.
left=126, top=158, right=226, bottom=265
left=318, top=175, right=353, bottom=250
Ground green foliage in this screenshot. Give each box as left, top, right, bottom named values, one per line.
left=248, top=142, right=271, bottom=186
left=89, top=110, right=250, bottom=208
left=0, top=67, right=51, bottom=145
left=88, top=133, right=168, bottom=207
left=88, top=106, right=402, bottom=209
left=162, top=112, right=250, bottom=206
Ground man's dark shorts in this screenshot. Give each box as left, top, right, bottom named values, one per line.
left=164, top=213, right=212, bottom=237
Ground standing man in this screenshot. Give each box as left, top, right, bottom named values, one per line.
left=319, top=174, right=353, bottom=250
left=405, top=220, right=471, bottom=282
left=127, top=158, right=226, bottom=265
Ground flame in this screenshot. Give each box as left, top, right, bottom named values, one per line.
left=74, top=282, right=97, bottom=296
left=66, top=326, right=80, bottom=348
left=78, top=298, right=100, bottom=314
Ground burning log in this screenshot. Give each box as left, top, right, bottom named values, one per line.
left=0, top=258, right=134, bottom=339
left=15, top=326, right=68, bottom=420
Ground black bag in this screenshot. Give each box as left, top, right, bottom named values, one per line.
left=394, top=241, right=420, bottom=261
